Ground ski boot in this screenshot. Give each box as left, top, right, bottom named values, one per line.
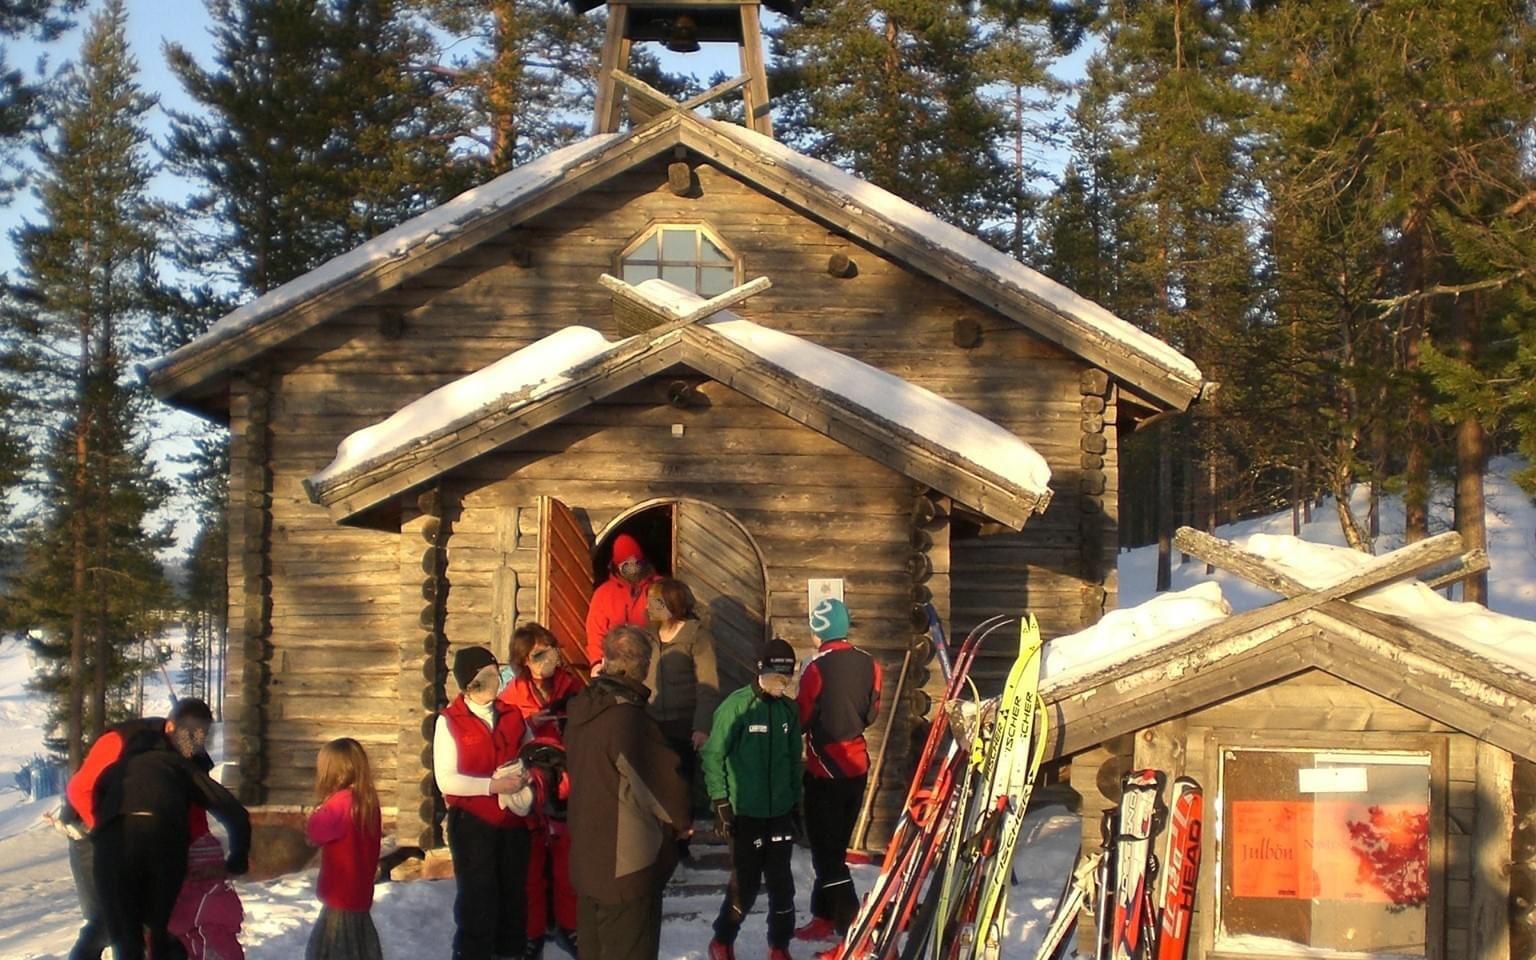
left=794, top=917, right=837, bottom=942
left=707, top=940, right=736, bottom=960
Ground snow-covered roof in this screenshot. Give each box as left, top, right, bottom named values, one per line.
left=1044, top=536, right=1536, bottom=690
left=632, top=280, right=1053, bottom=497
left=703, top=120, right=1205, bottom=390
left=142, top=134, right=623, bottom=379
left=308, top=326, right=630, bottom=489
left=307, top=279, right=1054, bottom=525
left=145, top=113, right=1204, bottom=413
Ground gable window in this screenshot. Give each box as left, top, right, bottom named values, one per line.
left=620, top=224, right=738, bottom=296
left=1216, top=747, right=1434, bottom=958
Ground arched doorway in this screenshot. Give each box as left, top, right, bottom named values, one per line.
left=595, top=499, right=769, bottom=692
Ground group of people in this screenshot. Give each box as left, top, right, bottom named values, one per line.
left=61, top=697, right=384, bottom=960
left=58, top=532, right=886, bottom=960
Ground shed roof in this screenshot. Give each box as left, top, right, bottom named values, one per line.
left=305, top=278, right=1055, bottom=528
left=142, top=112, right=1205, bottom=413
left=1040, top=536, right=1536, bottom=762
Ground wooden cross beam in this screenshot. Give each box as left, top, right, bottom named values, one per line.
left=610, top=69, right=752, bottom=127
left=1165, top=526, right=1468, bottom=650
left=599, top=273, right=772, bottom=336
left=1173, top=527, right=1481, bottom=600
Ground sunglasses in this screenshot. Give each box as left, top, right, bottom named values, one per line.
left=530, top=646, right=561, bottom=665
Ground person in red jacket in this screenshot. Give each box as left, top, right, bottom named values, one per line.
left=435, top=646, right=535, bottom=960
left=306, top=738, right=384, bottom=960
left=792, top=599, right=881, bottom=944
left=584, top=533, right=661, bottom=670
left=61, top=701, right=218, bottom=960
left=499, top=623, right=585, bottom=959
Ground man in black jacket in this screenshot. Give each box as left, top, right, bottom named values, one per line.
left=92, top=699, right=251, bottom=960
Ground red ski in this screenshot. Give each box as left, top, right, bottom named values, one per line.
left=1154, top=778, right=1203, bottom=960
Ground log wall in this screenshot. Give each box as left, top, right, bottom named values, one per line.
left=243, top=154, right=1113, bottom=816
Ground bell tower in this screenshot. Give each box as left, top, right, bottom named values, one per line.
left=574, top=1, right=802, bottom=137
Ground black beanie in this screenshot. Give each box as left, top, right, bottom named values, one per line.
left=453, top=646, right=498, bottom=691
left=760, top=636, right=797, bottom=676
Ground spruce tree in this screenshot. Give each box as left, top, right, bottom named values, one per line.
left=771, top=0, right=1012, bottom=232
left=408, top=0, right=603, bottom=174
left=0, top=0, right=79, bottom=202
left=1096, top=0, right=1259, bottom=583
left=5, top=0, right=172, bottom=765
left=165, top=0, right=465, bottom=296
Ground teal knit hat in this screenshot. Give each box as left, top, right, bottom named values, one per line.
left=810, top=597, right=849, bottom=642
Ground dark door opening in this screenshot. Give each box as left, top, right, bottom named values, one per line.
left=593, top=503, right=674, bottom=581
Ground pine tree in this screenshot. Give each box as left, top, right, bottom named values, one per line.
left=165, top=0, right=465, bottom=296
left=771, top=0, right=1012, bottom=233
left=0, top=0, right=79, bottom=201
left=408, top=0, right=603, bottom=173
left=1096, top=0, right=1259, bottom=583
left=5, top=0, right=172, bottom=765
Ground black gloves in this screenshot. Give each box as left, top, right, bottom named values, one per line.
left=713, top=798, right=735, bottom=839
left=225, top=852, right=249, bottom=876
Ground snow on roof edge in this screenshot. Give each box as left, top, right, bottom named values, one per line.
left=704, top=119, right=1204, bottom=391
left=631, top=279, right=1053, bottom=502
left=1039, top=536, right=1536, bottom=696
left=146, top=133, right=625, bottom=380
left=308, top=326, right=634, bottom=493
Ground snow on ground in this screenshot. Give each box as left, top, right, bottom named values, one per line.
left=2, top=460, right=1529, bottom=958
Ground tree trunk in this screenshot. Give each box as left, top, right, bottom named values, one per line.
left=1454, top=295, right=1489, bottom=604
left=1205, top=444, right=1217, bottom=574
left=1156, top=419, right=1173, bottom=592
left=1402, top=234, right=1430, bottom=543
left=488, top=0, right=522, bottom=174
left=1291, top=469, right=1302, bottom=536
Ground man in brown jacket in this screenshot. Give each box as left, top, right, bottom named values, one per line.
left=567, top=624, right=692, bottom=960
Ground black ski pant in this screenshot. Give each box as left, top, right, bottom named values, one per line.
left=93, top=816, right=190, bottom=960
left=447, top=807, right=532, bottom=960
left=804, top=774, right=867, bottom=934
left=713, top=815, right=796, bottom=948
left=68, top=834, right=111, bottom=960
left=576, top=887, right=665, bottom=960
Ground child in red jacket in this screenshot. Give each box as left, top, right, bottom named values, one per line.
left=307, top=738, right=383, bottom=960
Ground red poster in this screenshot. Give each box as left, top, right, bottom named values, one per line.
left=1230, top=801, right=1429, bottom=904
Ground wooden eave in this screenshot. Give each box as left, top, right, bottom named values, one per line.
left=305, top=323, right=1050, bottom=529
left=1042, top=606, right=1536, bottom=764
left=148, top=112, right=1203, bottom=416
left=144, top=117, right=692, bottom=413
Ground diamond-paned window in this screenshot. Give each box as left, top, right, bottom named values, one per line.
left=619, top=224, right=738, bottom=296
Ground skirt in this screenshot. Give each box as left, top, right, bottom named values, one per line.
left=306, top=906, right=384, bottom=960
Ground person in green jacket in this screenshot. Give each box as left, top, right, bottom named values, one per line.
left=703, top=637, right=804, bottom=960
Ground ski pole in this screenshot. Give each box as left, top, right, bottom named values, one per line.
left=852, top=642, right=913, bottom=852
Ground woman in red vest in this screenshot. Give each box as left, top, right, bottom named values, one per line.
left=435, top=646, right=535, bottom=960
left=499, top=623, right=585, bottom=958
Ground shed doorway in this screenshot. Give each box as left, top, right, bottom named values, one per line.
left=595, top=499, right=768, bottom=692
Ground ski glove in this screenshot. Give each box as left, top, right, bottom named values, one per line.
left=225, top=852, right=249, bottom=876
left=713, top=798, right=734, bottom=839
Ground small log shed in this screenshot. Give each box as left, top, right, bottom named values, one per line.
left=1044, top=528, right=1535, bottom=960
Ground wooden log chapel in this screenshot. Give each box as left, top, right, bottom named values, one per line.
left=142, top=0, right=1210, bottom=851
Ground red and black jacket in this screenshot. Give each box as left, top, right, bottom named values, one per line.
left=796, top=640, right=882, bottom=779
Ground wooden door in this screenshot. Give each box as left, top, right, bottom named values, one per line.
left=673, top=501, right=767, bottom=693
left=538, top=496, right=595, bottom=669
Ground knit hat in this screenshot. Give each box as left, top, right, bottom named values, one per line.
left=760, top=636, right=797, bottom=676
left=611, top=533, right=645, bottom=566
left=810, top=597, right=849, bottom=642
left=453, top=646, right=498, bottom=691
